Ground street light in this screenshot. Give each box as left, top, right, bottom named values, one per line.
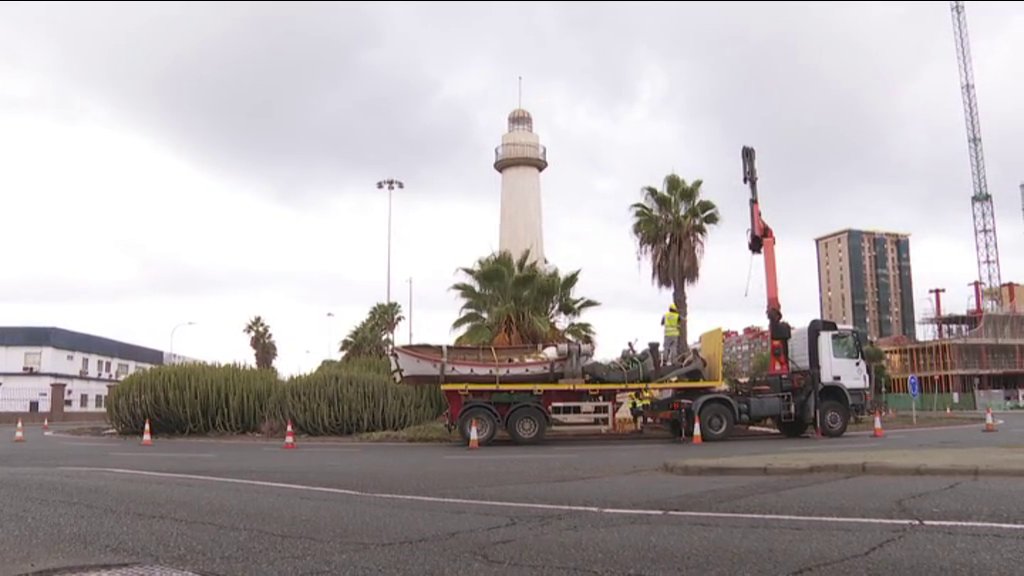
left=169, top=321, right=197, bottom=363
left=377, top=178, right=404, bottom=350
left=376, top=178, right=404, bottom=307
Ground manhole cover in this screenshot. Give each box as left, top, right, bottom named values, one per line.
left=20, top=565, right=209, bottom=576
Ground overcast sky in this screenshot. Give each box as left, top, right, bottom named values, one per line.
left=1, top=1, right=1021, bottom=375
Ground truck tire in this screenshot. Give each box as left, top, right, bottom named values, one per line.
left=506, top=406, right=547, bottom=445
left=698, top=402, right=734, bottom=442
left=819, top=400, right=850, bottom=438
left=775, top=419, right=809, bottom=438
left=458, top=407, right=498, bottom=446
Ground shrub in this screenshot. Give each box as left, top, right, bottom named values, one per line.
left=106, top=363, right=277, bottom=435
left=106, top=360, right=445, bottom=437
left=269, top=369, right=445, bottom=436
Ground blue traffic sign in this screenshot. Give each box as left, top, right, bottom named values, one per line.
left=909, top=374, right=920, bottom=398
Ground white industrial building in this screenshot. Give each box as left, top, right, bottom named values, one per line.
left=0, top=326, right=166, bottom=413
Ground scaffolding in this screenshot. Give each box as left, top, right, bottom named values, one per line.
left=882, top=312, right=1024, bottom=394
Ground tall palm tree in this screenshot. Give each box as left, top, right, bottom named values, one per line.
left=450, top=250, right=599, bottom=346
left=243, top=315, right=278, bottom=370
left=630, top=173, right=720, bottom=347
left=339, top=302, right=404, bottom=361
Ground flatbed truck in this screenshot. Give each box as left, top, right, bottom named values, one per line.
left=441, top=320, right=869, bottom=445
left=437, top=144, right=871, bottom=445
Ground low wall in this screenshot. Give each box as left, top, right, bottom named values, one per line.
left=0, top=411, right=108, bottom=425
left=880, top=392, right=978, bottom=412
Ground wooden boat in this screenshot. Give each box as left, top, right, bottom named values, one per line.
left=390, top=342, right=594, bottom=385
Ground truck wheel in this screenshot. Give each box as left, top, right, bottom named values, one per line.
left=458, top=408, right=498, bottom=446
left=506, top=407, right=547, bottom=445
left=819, top=400, right=849, bottom=438
left=775, top=419, right=809, bottom=438
left=698, top=403, right=734, bottom=442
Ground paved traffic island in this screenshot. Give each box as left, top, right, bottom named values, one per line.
left=663, top=446, right=1024, bottom=478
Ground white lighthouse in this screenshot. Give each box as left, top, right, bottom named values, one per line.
left=494, top=107, right=547, bottom=266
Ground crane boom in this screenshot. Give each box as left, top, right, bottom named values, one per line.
left=950, top=0, right=1002, bottom=309
left=742, top=146, right=791, bottom=376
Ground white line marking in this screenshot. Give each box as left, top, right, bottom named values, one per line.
left=60, top=467, right=1024, bottom=532
left=108, top=453, right=215, bottom=458
left=260, top=447, right=361, bottom=453
left=443, top=454, right=578, bottom=460
left=61, top=442, right=118, bottom=447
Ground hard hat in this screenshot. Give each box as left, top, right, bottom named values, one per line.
left=669, top=303, right=678, bottom=311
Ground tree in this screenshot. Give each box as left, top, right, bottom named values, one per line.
left=630, top=173, right=720, bottom=347
left=243, top=315, right=278, bottom=370
left=864, top=344, right=889, bottom=396
left=750, top=351, right=770, bottom=377
left=339, top=302, right=404, bottom=362
left=450, top=250, right=600, bottom=346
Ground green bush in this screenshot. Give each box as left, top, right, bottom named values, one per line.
left=270, top=369, right=445, bottom=436
left=106, top=360, right=445, bottom=437
left=106, top=363, right=277, bottom=435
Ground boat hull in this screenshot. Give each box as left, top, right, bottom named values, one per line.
left=391, top=345, right=570, bottom=385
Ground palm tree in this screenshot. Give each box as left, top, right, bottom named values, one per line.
left=339, top=302, right=404, bottom=361
left=243, top=315, right=278, bottom=370
left=630, top=173, right=720, bottom=347
left=450, top=250, right=599, bottom=346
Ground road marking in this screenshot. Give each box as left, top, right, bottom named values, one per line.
left=108, top=452, right=216, bottom=458
left=260, top=447, right=361, bottom=452
left=61, top=442, right=118, bottom=447
left=443, top=454, right=578, bottom=460
left=62, top=467, right=1024, bottom=532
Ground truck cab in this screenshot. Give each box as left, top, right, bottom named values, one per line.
left=789, top=324, right=870, bottom=417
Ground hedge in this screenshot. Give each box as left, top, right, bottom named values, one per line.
left=105, top=360, right=445, bottom=437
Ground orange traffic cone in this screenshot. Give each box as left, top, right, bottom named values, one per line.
left=141, top=419, right=153, bottom=446
left=43, top=418, right=52, bottom=435
left=983, top=407, right=997, bottom=432
left=14, top=418, right=25, bottom=442
left=283, top=420, right=297, bottom=449
left=468, top=418, right=479, bottom=449
left=872, top=410, right=884, bottom=438
left=692, top=413, right=703, bottom=444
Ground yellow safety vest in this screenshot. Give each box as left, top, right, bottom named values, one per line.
left=663, top=311, right=680, bottom=336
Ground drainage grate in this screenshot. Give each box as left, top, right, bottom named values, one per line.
left=20, top=565, right=209, bottom=576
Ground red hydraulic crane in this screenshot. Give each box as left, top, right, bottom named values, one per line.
left=950, top=1, right=1002, bottom=310
left=742, top=146, right=791, bottom=376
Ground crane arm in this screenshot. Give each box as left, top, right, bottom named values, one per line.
left=742, top=146, right=790, bottom=375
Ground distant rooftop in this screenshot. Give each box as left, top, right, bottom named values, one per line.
left=814, top=228, right=911, bottom=242
left=0, top=326, right=164, bottom=365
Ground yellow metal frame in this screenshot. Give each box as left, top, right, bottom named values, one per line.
left=440, top=328, right=726, bottom=393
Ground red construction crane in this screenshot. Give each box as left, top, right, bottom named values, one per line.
left=742, top=146, right=791, bottom=376
left=950, top=1, right=1002, bottom=310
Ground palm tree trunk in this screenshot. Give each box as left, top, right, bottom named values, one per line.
left=673, top=284, right=688, bottom=350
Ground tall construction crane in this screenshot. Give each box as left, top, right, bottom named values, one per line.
left=950, top=1, right=1002, bottom=310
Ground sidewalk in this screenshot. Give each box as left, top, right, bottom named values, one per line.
left=663, top=447, right=1024, bottom=478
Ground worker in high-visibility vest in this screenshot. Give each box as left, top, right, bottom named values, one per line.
left=661, top=303, right=681, bottom=365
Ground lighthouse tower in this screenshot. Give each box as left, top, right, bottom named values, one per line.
left=494, top=107, right=548, bottom=266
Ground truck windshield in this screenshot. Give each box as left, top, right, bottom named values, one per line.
left=831, top=333, right=860, bottom=359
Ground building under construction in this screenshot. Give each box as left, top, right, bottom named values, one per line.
left=881, top=283, right=1023, bottom=407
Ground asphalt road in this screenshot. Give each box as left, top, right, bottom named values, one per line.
left=2, top=413, right=1023, bottom=576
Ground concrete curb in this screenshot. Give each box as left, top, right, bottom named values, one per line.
left=662, top=460, right=1024, bottom=478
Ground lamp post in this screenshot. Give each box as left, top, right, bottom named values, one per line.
left=376, top=179, right=404, bottom=307
left=169, top=321, right=196, bottom=363
left=407, top=277, right=413, bottom=345
left=377, top=178, right=403, bottom=349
